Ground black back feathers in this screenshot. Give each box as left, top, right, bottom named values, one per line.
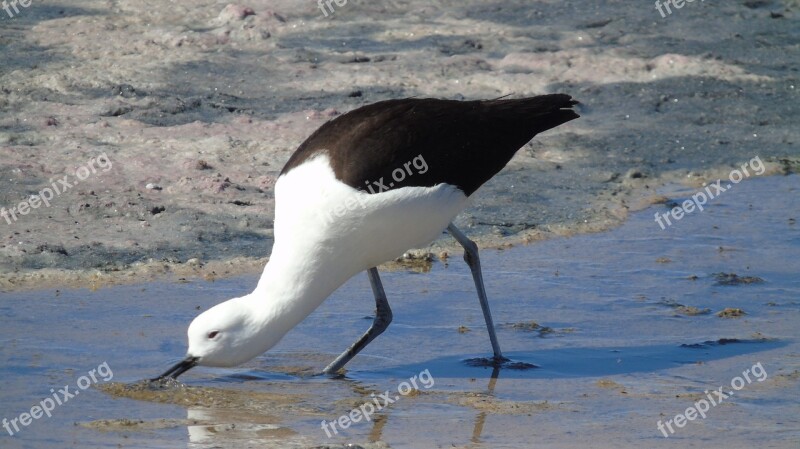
left=281, top=94, right=579, bottom=196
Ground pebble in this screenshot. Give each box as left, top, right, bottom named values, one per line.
left=218, top=4, right=256, bottom=22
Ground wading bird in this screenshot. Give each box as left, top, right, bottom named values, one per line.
left=155, top=94, right=579, bottom=380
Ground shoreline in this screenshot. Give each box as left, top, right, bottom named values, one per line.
left=2, top=160, right=794, bottom=293
left=2, top=0, right=798, bottom=293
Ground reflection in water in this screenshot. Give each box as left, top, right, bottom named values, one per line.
left=367, top=413, right=389, bottom=443
left=185, top=407, right=297, bottom=446
left=3, top=175, right=797, bottom=449
left=470, top=366, right=499, bottom=447
left=175, top=365, right=503, bottom=447
left=173, top=372, right=398, bottom=448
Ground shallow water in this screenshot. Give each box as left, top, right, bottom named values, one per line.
left=1, top=175, right=798, bottom=448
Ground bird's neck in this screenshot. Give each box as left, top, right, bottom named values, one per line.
left=246, top=235, right=354, bottom=341
left=244, top=159, right=367, bottom=343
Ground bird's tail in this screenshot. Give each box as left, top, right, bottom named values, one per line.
left=485, top=94, right=580, bottom=135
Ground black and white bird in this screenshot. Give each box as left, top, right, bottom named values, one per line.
left=155, top=94, right=579, bottom=380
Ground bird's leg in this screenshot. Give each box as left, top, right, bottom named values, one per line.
left=323, top=267, right=393, bottom=375
left=447, top=223, right=506, bottom=362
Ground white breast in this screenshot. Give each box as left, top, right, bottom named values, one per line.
left=272, top=153, right=469, bottom=275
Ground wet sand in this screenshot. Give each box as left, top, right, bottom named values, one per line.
left=0, top=175, right=798, bottom=448
left=1, top=0, right=798, bottom=289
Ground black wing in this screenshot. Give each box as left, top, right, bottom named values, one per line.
left=280, top=94, right=579, bottom=196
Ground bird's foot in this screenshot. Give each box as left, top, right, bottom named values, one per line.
left=463, top=356, right=538, bottom=370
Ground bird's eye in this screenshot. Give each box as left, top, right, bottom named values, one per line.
left=207, top=331, right=220, bottom=339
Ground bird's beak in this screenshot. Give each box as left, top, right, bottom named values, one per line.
left=152, top=356, right=199, bottom=381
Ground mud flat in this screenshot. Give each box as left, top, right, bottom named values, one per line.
left=0, top=0, right=798, bottom=290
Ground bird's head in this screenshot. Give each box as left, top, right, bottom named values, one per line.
left=153, top=297, right=278, bottom=381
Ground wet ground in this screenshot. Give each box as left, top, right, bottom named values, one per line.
left=1, top=174, right=798, bottom=448
left=1, top=0, right=799, bottom=288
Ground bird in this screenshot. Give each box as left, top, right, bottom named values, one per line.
left=154, top=94, right=579, bottom=380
